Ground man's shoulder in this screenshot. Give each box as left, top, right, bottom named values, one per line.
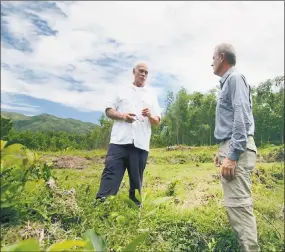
left=229, top=70, right=244, bottom=80
left=227, top=70, right=249, bottom=93
left=227, top=71, right=248, bottom=87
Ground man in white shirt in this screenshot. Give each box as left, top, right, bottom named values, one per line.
left=95, top=62, right=161, bottom=207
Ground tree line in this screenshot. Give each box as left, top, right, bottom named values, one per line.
left=151, top=75, right=284, bottom=147
left=1, top=115, right=112, bottom=151
left=1, top=75, right=283, bottom=151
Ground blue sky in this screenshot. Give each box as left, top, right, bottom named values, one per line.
left=1, top=1, right=284, bottom=124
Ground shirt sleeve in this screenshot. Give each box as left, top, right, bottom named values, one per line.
left=105, top=88, right=120, bottom=112
left=227, top=74, right=252, bottom=161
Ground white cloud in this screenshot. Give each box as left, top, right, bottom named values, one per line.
left=1, top=104, right=39, bottom=113
left=1, top=92, right=40, bottom=114
left=1, top=1, right=284, bottom=113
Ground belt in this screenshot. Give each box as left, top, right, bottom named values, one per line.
left=218, top=135, right=254, bottom=144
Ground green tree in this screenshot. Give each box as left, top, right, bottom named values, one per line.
left=1, top=117, right=13, bottom=139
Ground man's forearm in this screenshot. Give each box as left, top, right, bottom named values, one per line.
left=227, top=105, right=249, bottom=161
left=105, top=108, right=124, bottom=121
left=148, top=115, right=160, bottom=126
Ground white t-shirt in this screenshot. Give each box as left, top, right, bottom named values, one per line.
left=106, top=84, right=162, bottom=152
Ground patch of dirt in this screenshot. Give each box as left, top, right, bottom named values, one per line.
left=90, top=156, right=106, bottom=164
left=178, top=182, right=220, bottom=210
left=166, top=145, right=192, bottom=151
left=52, top=156, right=89, bottom=169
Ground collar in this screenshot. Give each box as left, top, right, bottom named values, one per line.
left=219, top=67, right=235, bottom=88
left=132, top=83, right=148, bottom=91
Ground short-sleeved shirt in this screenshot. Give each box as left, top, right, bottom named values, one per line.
left=106, top=84, right=162, bottom=152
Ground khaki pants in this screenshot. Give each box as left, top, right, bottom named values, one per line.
left=218, top=136, right=260, bottom=252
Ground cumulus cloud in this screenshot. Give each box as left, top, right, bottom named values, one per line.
left=1, top=1, right=284, bottom=113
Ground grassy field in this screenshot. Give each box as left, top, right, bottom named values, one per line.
left=1, top=145, right=284, bottom=251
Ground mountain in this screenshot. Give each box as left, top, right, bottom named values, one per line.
left=1, top=111, right=98, bottom=134
left=1, top=111, right=30, bottom=121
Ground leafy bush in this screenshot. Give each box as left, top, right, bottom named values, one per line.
left=1, top=140, right=51, bottom=221
left=1, top=144, right=283, bottom=251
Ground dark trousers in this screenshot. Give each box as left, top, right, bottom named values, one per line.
left=96, top=143, right=149, bottom=204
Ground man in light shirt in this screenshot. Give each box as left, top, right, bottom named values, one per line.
left=212, top=43, right=259, bottom=252
left=95, top=61, right=161, bottom=207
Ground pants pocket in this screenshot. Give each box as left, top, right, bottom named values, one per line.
left=246, top=149, right=256, bottom=173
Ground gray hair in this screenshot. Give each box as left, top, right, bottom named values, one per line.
left=215, top=43, right=236, bottom=66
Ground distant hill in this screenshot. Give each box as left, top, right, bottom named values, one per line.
left=1, top=111, right=98, bottom=134
left=1, top=111, right=30, bottom=121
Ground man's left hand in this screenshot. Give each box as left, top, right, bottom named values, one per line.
left=142, top=108, right=151, bottom=117
left=142, top=108, right=160, bottom=126
left=221, top=158, right=237, bottom=180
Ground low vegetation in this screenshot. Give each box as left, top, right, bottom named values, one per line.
left=1, top=141, right=283, bottom=251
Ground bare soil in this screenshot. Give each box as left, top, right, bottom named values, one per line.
left=52, top=156, right=89, bottom=170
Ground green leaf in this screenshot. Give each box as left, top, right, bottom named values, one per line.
left=1, top=182, right=23, bottom=197
left=151, top=196, right=172, bottom=205
left=0, top=160, right=4, bottom=173
left=47, top=240, right=86, bottom=252
left=0, top=202, right=14, bottom=208
left=1, top=143, right=26, bottom=155
left=2, top=239, right=40, bottom=252
left=83, top=229, right=107, bottom=252
left=142, top=191, right=148, bottom=202
left=10, top=168, right=25, bottom=180
left=1, top=144, right=35, bottom=167
left=122, top=232, right=149, bottom=252
left=1, top=184, right=12, bottom=195
left=1, top=155, right=23, bottom=169
left=121, top=197, right=139, bottom=210
left=135, top=189, right=142, bottom=203
left=1, top=140, right=7, bottom=150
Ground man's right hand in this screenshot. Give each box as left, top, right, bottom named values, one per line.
left=105, top=108, right=136, bottom=123
left=122, top=113, right=136, bottom=123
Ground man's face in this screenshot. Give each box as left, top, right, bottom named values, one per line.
left=133, top=64, right=148, bottom=87
left=211, top=50, right=223, bottom=76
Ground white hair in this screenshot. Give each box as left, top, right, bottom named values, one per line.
left=215, top=43, right=236, bottom=65
left=134, top=61, right=149, bottom=69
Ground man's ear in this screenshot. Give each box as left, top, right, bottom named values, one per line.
left=133, top=68, right=135, bottom=74
left=220, top=53, right=225, bottom=62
